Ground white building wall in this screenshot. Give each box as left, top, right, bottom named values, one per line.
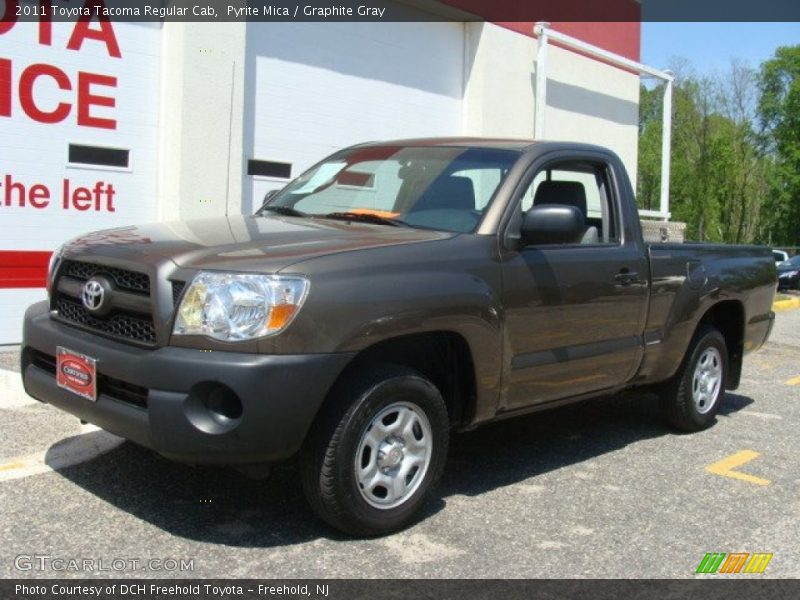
left=157, top=20, right=641, bottom=219
left=157, top=22, right=246, bottom=221
left=0, top=21, right=162, bottom=343
left=462, top=23, right=536, bottom=139
left=242, top=21, right=466, bottom=213
left=462, top=22, right=640, bottom=181
left=543, top=43, right=641, bottom=186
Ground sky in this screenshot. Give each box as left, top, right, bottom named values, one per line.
left=641, top=22, right=800, bottom=77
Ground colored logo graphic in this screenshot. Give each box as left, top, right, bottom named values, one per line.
left=696, top=552, right=773, bottom=574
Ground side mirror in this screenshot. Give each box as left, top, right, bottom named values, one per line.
left=520, top=204, right=585, bottom=246
left=258, top=189, right=280, bottom=212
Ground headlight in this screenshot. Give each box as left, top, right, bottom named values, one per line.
left=46, top=244, right=66, bottom=294
left=173, top=272, right=309, bottom=341
left=780, top=270, right=799, bottom=278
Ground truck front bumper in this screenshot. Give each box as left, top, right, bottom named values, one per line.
left=21, top=301, right=355, bottom=465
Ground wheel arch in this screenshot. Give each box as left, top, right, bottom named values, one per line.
left=318, top=331, right=479, bottom=431
left=697, top=299, right=745, bottom=389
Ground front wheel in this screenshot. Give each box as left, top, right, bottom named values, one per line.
left=658, top=324, right=728, bottom=432
left=300, top=365, right=449, bottom=536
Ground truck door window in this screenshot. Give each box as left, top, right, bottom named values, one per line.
left=519, top=161, right=618, bottom=244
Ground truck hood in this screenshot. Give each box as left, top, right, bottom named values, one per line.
left=63, top=215, right=454, bottom=273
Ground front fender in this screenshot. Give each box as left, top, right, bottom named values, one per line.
left=274, top=236, right=505, bottom=423
left=334, top=271, right=503, bottom=423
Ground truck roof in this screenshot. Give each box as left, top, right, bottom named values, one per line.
left=356, top=137, right=612, bottom=154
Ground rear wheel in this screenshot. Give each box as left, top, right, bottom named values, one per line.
left=300, top=365, right=449, bottom=536
left=659, top=324, right=728, bottom=432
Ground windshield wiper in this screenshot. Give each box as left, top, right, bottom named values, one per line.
left=321, top=212, right=407, bottom=227
left=259, top=205, right=309, bottom=218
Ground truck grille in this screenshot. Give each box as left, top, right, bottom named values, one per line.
left=55, top=296, right=156, bottom=344
left=52, top=260, right=156, bottom=345
left=97, top=372, right=149, bottom=408
left=62, top=260, right=150, bottom=295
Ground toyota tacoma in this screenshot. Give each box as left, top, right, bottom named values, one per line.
left=21, top=139, right=777, bottom=535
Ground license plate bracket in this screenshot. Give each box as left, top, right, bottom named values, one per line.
left=56, top=346, right=97, bottom=402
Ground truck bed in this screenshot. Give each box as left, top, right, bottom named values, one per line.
left=635, top=242, right=776, bottom=386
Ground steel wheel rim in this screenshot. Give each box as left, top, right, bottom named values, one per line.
left=354, top=401, right=433, bottom=510
left=692, top=347, right=722, bottom=414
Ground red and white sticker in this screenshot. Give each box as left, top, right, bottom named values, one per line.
left=56, top=347, right=97, bottom=402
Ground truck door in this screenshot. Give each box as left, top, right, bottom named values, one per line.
left=500, top=155, right=649, bottom=409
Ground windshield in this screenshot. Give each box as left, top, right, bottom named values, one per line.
left=260, top=145, right=521, bottom=233
left=783, top=255, right=800, bottom=267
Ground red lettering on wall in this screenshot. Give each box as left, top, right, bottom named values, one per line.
left=1, top=62, right=117, bottom=129
left=19, top=63, right=72, bottom=124
left=0, top=1, right=19, bottom=36
left=66, top=0, right=121, bottom=59
left=1, top=175, right=116, bottom=212
left=0, top=1, right=121, bottom=128
left=61, top=178, right=116, bottom=211
left=29, top=184, right=50, bottom=208
left=1, top=174, right=50, bottom=209
left=77, top=72, right=116, bottom=129
left=3, top=174, right=29, bottom=207
left=37, top=0, right=52, bottom=46
left=0, top=59, right=10, bottom=117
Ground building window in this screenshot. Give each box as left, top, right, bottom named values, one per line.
left=68, top=144, right=130, bottom=169
left=248, top=159, right=292, bottom=179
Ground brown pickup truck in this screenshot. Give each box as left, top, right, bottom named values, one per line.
left=21, top=139, right=777, bottom=535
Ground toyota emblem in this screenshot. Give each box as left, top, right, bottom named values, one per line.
left=81, top=279, right=105, bottom=312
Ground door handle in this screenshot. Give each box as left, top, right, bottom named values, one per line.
left=614, top=270, right=640, bottom=285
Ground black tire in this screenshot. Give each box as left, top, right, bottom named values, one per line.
left=658, top=324, right=728, bottom=432
left=300, top=364, right=449, bottom=536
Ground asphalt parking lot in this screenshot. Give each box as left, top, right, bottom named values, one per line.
left=1, top=308, right=798, bottom=579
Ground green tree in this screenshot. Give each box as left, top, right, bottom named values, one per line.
left=638, top=58, right=776, bottom=244
left=669, top=74, right=721, bottom=242
left=637, top=84, right=663, bottom=212
left=714, top=61, right=770, bottom=244
left=758, top=45, right=800, bottom=246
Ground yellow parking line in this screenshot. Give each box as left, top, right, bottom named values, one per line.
left=0, top=426, right=123, bottom=483
left=706, top=450, right=771, bottom=486
left=0, top=461, right=25, bottom=472
left=786, top=376, right=800, bottom=386
left=773, top=297, right=800, bottom=311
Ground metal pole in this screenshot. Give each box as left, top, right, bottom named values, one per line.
left=531, top=24, right=675, bottom=221
left=533, top=22, right=550, bottom=140
left=542, top=26, right=672, bottom=81
left=659, top=72, right=674, bottom=221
